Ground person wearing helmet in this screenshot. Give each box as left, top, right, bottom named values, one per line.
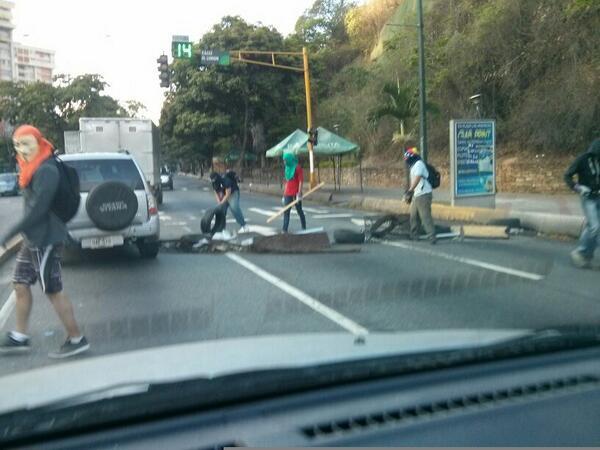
left=403, top=147, right=436, bottom=244
left=564, top=138, right=600, bottom=268
left=0, top=125, right=89, bottom=358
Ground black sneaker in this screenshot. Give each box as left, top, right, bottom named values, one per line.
left=48, top=337, right=90, bottom=359
left=0, top=332, right=31, bottom=355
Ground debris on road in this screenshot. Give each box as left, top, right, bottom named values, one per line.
left=452, top=225, right=510, bottom=240
left=161, top=229, right=360, bottom=254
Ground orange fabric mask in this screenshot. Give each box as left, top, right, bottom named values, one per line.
left=13, top=125, right=54, bottom=189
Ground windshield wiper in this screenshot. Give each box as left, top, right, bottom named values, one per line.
left=2, top=326, right=599, bottom=447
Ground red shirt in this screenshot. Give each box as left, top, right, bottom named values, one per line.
left=284, top=166, right=304, bottom=196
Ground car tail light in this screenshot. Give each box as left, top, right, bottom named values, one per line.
left=147, top=194, right=158, bottom=216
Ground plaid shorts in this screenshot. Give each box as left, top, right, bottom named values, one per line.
left=13, top=244, right=64, bottom=294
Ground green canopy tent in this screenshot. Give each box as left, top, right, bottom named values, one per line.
left=265, top=127, right=361, bottom=191
left=265, top=129, right=309, bottom=158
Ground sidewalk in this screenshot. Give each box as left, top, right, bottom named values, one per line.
left=244, top=182, right=582, bottom=217
left=242, top=180, right=585, bottom=238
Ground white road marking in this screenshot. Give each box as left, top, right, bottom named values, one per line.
left=183, top=226, right=192, bottom=233
left=160, top=215, right=173, bottom=221
left=249, top=207, right=276, bottom=217
left=351, top=218, right=365, bottom=227
left=0, top=291, right=16, bottom=330
left=188, top=215, right=198, bottom=221
left=246, top=225, right=278, bottom=236
left=226, top=253, right=369, bottom=336
left=304, top=207, right=329, bottom=213
left=312, top=213, right=354, bottom=219
left=182, top=187, right=189, bottom=191
left=381, top=240, right=544, bottom=281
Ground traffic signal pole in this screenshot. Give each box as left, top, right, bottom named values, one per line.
left=229, top=48, right=317, bottom=188
left=302, top=47, right=316, bottom=188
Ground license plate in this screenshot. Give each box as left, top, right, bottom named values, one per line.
left=81, top=235, right=124, bottom=249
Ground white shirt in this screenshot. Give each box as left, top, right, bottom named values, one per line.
left=410, top=160, right=432, bottom=197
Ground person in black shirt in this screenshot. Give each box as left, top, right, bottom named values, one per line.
left=564, top=138, right=600, bottom=268
left=210, top=171, right=248, bottom=233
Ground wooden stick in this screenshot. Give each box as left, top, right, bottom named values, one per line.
left=266, top=182, right=326, bottom=223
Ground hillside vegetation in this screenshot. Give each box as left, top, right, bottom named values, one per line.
left=160, top=0, right=599, bottom=168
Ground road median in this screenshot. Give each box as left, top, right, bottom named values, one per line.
left=246, top=184, right=584, bottom=238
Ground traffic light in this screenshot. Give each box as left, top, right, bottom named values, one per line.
left=308, top=127, right=318, bottom=146
left=157, top=55, right=170, bottom=88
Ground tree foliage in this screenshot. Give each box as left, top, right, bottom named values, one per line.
left=0, top=74, right=140, bottom=151
left=160, top=16, right=305, bottom=169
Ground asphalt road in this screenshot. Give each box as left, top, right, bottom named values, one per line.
left=0, top=175, right=598, bottom=377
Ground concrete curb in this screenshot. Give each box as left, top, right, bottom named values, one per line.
left=246, top=184, right=584, bottom=238
left=0, top=236, right=23, bottom=268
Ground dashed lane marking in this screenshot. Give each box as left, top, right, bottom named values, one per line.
left=312, top=213, right=354, bottom=219
left=381, top=240, right=545, bottom=281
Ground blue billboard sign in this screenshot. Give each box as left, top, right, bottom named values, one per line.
left=451, top=120, right=495, bottom=197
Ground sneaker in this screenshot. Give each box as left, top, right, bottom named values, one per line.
left=0, top=332, right=31, bottom=354
left=571, top=250, right=591, bottom=269
left=48, top=337, right=90, bottom=359
left=239, top=226, right=250, bottom=234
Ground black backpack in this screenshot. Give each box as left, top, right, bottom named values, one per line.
left=224, top=170, right=240, bottom=190
left=425, top=163, right=441, bottom=189
left=51, top=156, right=81, bottom=223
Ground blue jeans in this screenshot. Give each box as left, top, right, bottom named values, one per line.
left=576, top=196, right=600, bottom=259
left=224, top=190, right=246, bottom=227
left=282, top=196, right=306, bottom=232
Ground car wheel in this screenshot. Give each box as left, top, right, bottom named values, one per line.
left=86, top=181, right=138, bottom=231
left=137, top=239, right=160, bottom=259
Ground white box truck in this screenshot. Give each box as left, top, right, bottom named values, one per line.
left=76, top=118, right=163, bottom=204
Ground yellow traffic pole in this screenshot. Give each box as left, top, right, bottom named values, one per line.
left=302, top=46, right=316, bottom=188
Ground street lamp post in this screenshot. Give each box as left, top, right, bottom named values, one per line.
left=385, top=0, right=428, bottom=162
left=416, top=0, right=428, bottom=163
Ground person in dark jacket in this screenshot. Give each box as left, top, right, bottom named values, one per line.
left=210, top=171, right=248, bottom=233
left=564, top=138, right=600, bottom=268
left=0, top=125, right=89, bottom=358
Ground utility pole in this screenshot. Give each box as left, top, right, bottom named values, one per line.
left=303, top=47, right=316, bottom=188
left=416, top=0, right=428, bottom=163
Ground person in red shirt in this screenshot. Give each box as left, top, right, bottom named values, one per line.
left=282, top=153, right=307, bottom=233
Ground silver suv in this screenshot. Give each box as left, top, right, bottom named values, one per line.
left=61, top=152, right=160, bottom=258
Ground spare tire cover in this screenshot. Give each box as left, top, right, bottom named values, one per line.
left=86, top=181, right=138, bottom=231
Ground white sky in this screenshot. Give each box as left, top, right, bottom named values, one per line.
left=11, top=0, right=315, bottom=122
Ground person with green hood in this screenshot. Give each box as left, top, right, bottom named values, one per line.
left=564, top=138, right=600, bottom=268
left=282, top=152, right=306, bottom=233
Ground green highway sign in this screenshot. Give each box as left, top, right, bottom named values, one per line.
left=200, top=49, right=230, bottom=66
left=172, top=41, right=193, bottom=59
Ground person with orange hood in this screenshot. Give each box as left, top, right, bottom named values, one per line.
left=0, top=125, right=89, bottom=358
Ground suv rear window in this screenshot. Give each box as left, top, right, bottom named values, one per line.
left=65, top=159, right=145, bottom=193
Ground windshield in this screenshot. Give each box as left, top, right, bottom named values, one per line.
left=0, top=0, right=598, bottom=441
left=64, top=159, right=145, bottom=192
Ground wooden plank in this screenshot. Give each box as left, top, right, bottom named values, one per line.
left=266, top=182, right=326, bottom=223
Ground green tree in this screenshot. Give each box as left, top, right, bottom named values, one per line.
left=295, top=0, right=355, bottom=49
left=369, top=80, right=418, bottom=141
left=162, top=16, right=304, bottom=170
